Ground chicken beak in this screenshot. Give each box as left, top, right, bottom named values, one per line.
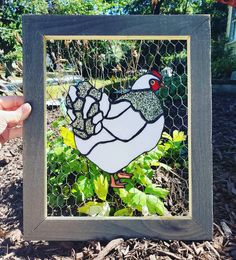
left=160, top=82, right=164, bottom=87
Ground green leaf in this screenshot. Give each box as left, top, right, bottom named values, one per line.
left=114, top=208, right=133, bottom=216
left=135, top=174, right=153, bottom=186
left=48, top=194, right=65, bottom=208
left=77, top=201, right=110, bottom=216
left=129, top=188, right=146, bottom=207
left=48, top=194, right=57, bottom=208
left=93, top=174, right=109, bottom=201
left=69, top=160, right=82, bottom=172
left=145, top=184, right=169, bottom=199
left=51, top=120, right=60, bottom=128
left=150, top=161, right=160, bottom=167
left=76, top=176, right=94, bottom=200
left=71, top=183, right=80, bottom=195
left=54, top=146, right=65, bottom=156
left=162, top=132, right=172, bottom=140
left=172, top=130, right=186, bottom=142
left=117, top=186, right=167, bottom=216
left=81, top=159, right=89, bottom=172
left=89, top=163, right=102, bottom=177
left=60, top=126, right=76, bottom=149
left=62, top=185, right=70, bottom=198
left=146, top=195, right=165, bottom=216
left=116, top=188, right=129, bottom=203
left=123, top=187, right=147, bottom=212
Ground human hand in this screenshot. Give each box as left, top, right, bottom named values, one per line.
left=0, top=96, right=31, bottom=148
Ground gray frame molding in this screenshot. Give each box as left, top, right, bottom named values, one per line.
left=23, top=15, right=212, bottom=241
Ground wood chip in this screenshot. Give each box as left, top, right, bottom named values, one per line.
left=149, top=254, right=156, bottom=260
left=76, top=252, right=84, bottom=259
left=2, top=252, right=15, bottom=259
left=221, top=221, right=232, bottom=238
left=123, top=245, right=130, bottom=256
left=0, top=229, right=7, bottom=238
left=94, top=238, right=124, bottom=260
left=205, top=241, right=221, bottom=259
left=214, top=223, right=225, bottom=237
left=180, top=241, right=195, bottom=255
left=192, top=243, right=203, bottom=256
left=156, top=249, right=182, bottom=260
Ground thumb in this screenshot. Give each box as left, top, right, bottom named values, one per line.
left=3, top=103, right=32, bottom=126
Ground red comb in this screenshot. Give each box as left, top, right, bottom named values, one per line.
left=151, top=69, right=162, bottom=79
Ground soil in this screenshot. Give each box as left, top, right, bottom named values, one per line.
left=0, top=92, right=236, bottom=259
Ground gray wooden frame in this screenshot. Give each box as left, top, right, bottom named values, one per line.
left=23, top=15, right=212, bottom=241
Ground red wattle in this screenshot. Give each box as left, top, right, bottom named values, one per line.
left=151, top=81, right=160, bottom=91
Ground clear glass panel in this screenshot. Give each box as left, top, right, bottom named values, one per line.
left=45, top=39, right=189, bottom=217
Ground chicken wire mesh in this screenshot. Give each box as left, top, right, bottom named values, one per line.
left=46, top=39, right=189, bottom=217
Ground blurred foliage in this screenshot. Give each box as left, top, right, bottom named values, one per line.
left=124, top=0, right=200, bottom=15
left=0, top=0, right=232, bottom=79
left=47, top=40, right=137, bottom=78
left=125, top=0, right=228, bottom=41
left=125, top=0, right=232, bottom=78
left=0, top=0, right=48, bottom=75
left=46, top=39, right=188, bottom=85
left=47, top=0, right=126, bottom=14
left=158, top=74, right=187, bottom=100
left=212, top=37, right=236, bottom=79
left=0, top=0, right=126, bottom=76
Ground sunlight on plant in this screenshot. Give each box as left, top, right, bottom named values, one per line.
left=94, top=175, right=109, bottom=201
left=59, top=126, right=76, bottom=149
left=47, top=117, right=188, bottom=217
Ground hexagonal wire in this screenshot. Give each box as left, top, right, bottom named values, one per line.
left=46, top=39, right=189, bottom=217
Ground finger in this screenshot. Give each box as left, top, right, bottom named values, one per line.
left=0, top=120, right=7, bottom=135
left=7, top=120, right=23, bottom=128
left=8, top=127, right=23, bottom=140
left=3, top=103, right=31, bottom=126
left=1, top=127, right=23, bottom=144
left=0, top=96, right=24, bottom=110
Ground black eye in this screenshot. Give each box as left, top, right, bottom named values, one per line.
left=150, top=80, right=155, bottom=85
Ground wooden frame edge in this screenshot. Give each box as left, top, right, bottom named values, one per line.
left=23, top=15, right=212, bottom=241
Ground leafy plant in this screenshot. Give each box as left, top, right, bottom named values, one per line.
left=77, top=201, right=110, bottom=217
left=0, top=0, right=48, bottom=76
left=116, top=185, right=167, bottom=216
left=94, top=175, right=109, bottom=201
left=47, top=117, right=187, bottom=216
left=158, top=130, right=187, bottom=169
left=212, top=37, right=236, bottom=79
left=158, top=74, right=187, bottom=101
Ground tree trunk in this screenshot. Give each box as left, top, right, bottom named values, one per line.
left=153, top=0, right=165, bottom=14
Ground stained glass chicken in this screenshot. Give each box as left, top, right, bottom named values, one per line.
left=66, top=70, right=164, bottom=188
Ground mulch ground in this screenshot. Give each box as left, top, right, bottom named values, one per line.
left=0, top=92, right=235, bottom=259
